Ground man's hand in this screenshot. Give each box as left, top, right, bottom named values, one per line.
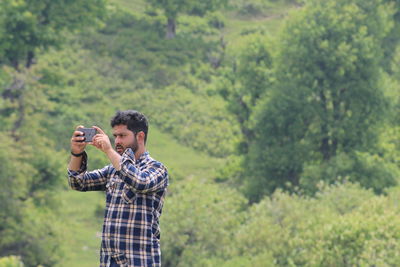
left=92, top=126, right=113, bottom=153
left=92, top=126, right=122, bottom=170
left=71, top=125, right=87, bottom=154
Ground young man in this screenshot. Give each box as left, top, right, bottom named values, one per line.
left=68, top=110, right=169, bottom=267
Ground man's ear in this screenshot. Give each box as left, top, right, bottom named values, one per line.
left=137, top=131, right=146, bottom=144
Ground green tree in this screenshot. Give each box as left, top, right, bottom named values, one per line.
left=0, top=0, right=107, bottom=70
left=146, top=0, right=227, bottom=39
left=246, top=0, right=395, bottom=201
left=0, top=68, right=65, bottom=266
left=0, top=0, right=107, bottom=140
left=218, top=34, right=273, bottom=153
left=381, top=0, right=400, bottom=72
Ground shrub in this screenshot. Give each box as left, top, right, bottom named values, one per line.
left=0, top=256, right=24, bottom=267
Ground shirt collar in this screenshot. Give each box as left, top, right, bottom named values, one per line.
left=123, top=148, right=149, bottom=163
left=136, top=151, right=149, bottom=163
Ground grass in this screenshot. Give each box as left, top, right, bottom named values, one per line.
left=222, top=2, right=300, bottom=53
left=109, top=0, right=147, bottom=13
left=56, top=191, right=103, bottom=267
left=56, top=127, right=222, bottom=267
left=147, top=128, right=225, bottom=181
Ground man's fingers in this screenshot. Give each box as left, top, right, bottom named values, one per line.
left=72, top=136, right=85, bottom=142
left=92, top=126, right=105, bottom=135
left=92, top=134, right=102, bottom=143
left=73, top=131, right=84, bottom=137
left=73, top=125, right=85, bottom=137
left=91, top=135, right=101, bottom=146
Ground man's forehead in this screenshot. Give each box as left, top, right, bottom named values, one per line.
left=112, top=124, right=130, bottom=133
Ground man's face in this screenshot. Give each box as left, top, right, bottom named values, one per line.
left=112, top=124, right=137, bottom=155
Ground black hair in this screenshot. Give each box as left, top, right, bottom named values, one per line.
left=110, top=110, right=148, bottom=143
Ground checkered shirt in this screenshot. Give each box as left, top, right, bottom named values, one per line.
left=68, top=148, right=168, bottom=267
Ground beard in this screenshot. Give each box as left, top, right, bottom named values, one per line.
left=115, top=136, right=138, bottom=155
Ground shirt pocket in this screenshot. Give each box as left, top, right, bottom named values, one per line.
left=121, top=184, right=136, bottom=204
left=112, top=253, right=129, bottom=266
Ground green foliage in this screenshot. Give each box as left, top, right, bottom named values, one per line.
left=218, top=34, right=273, bottom=153
left=227, top=183, right=400, bottom=266
left=128, top=84, right=240, bottom=157
left=381, top=0, right=400, bottom=72
left=75, top=9, right=239, bottom=157
left=233, top=0, right=275, bottom=16
left=145, top=0, right=228, bottom=38
left=1, top=0, right=400, bottom=266
left=0, top=0, right=107, bottom=69
left=301, top=152, right=399, bottom=194
left=0, top=66, right=69, bottom=266
left=245, top=0, right=396, bottom=201
left=81, top=9, right=219, bottom=87
left=161, top=178, right=247, bottom=267
left=230, top=0, right=301, bottom=17
left=0, top=131, right=64, bottom=266
left=0, top=256, right=24, bottom=267
left=147, top=0, right=228, bottom=18
left=0, top=11, right=111, bottom=247
left=36, top=46, right=123, bottom=150
left=160, top=183, right=400, bottom=266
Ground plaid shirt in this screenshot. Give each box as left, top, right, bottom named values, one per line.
left=68, top=148, right=168, bottom=267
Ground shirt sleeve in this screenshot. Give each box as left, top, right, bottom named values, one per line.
left=67, top=152, right=110, bottom=192
left=119, top=149, right=169, bottom=193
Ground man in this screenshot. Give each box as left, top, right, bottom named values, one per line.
left=68, top=110, right=169, bottom=267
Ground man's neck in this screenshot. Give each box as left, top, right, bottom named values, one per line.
left=135, top=146, right=146, bottom=160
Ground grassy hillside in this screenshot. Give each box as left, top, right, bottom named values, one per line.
left=109, top=0, right=297, bottom=45
left=2, top=0, right=400, bottom=266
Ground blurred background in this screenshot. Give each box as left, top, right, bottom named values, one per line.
left=1, top=0, right=400, bottom=266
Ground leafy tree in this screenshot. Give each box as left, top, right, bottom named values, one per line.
left=146, top=0, right=228, bottom=38
left=0, top=0, right=107, bottom=143
left=381, top=0, right=400, bottom=72
left=0, top=0, right=107, bottom=70
left=218, top=34, right=273, bottom=153
left=0, top=68, right=65, bottom=266
left=246, top=0, right=395, bottom=201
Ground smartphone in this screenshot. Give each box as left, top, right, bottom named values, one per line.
left=78, top=127, right=96, bottom=142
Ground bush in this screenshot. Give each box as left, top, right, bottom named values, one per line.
left=229, top=183, right=400, bottom=266
left=161, top=178, right=247, bottom=267
left=0, top=256, right=24, bottom=267
left=300, top=152, right=399, bottom=195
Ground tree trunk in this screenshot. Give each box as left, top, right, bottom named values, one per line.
left=166, top=17, right=176, bottom=39
left=11, top=92, right=24, bottom=142
left=2, top=73, right=26, bottom=141
left=26, top=51, right=35, bottom=68
left=319, top=90, right=331, bottom=161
